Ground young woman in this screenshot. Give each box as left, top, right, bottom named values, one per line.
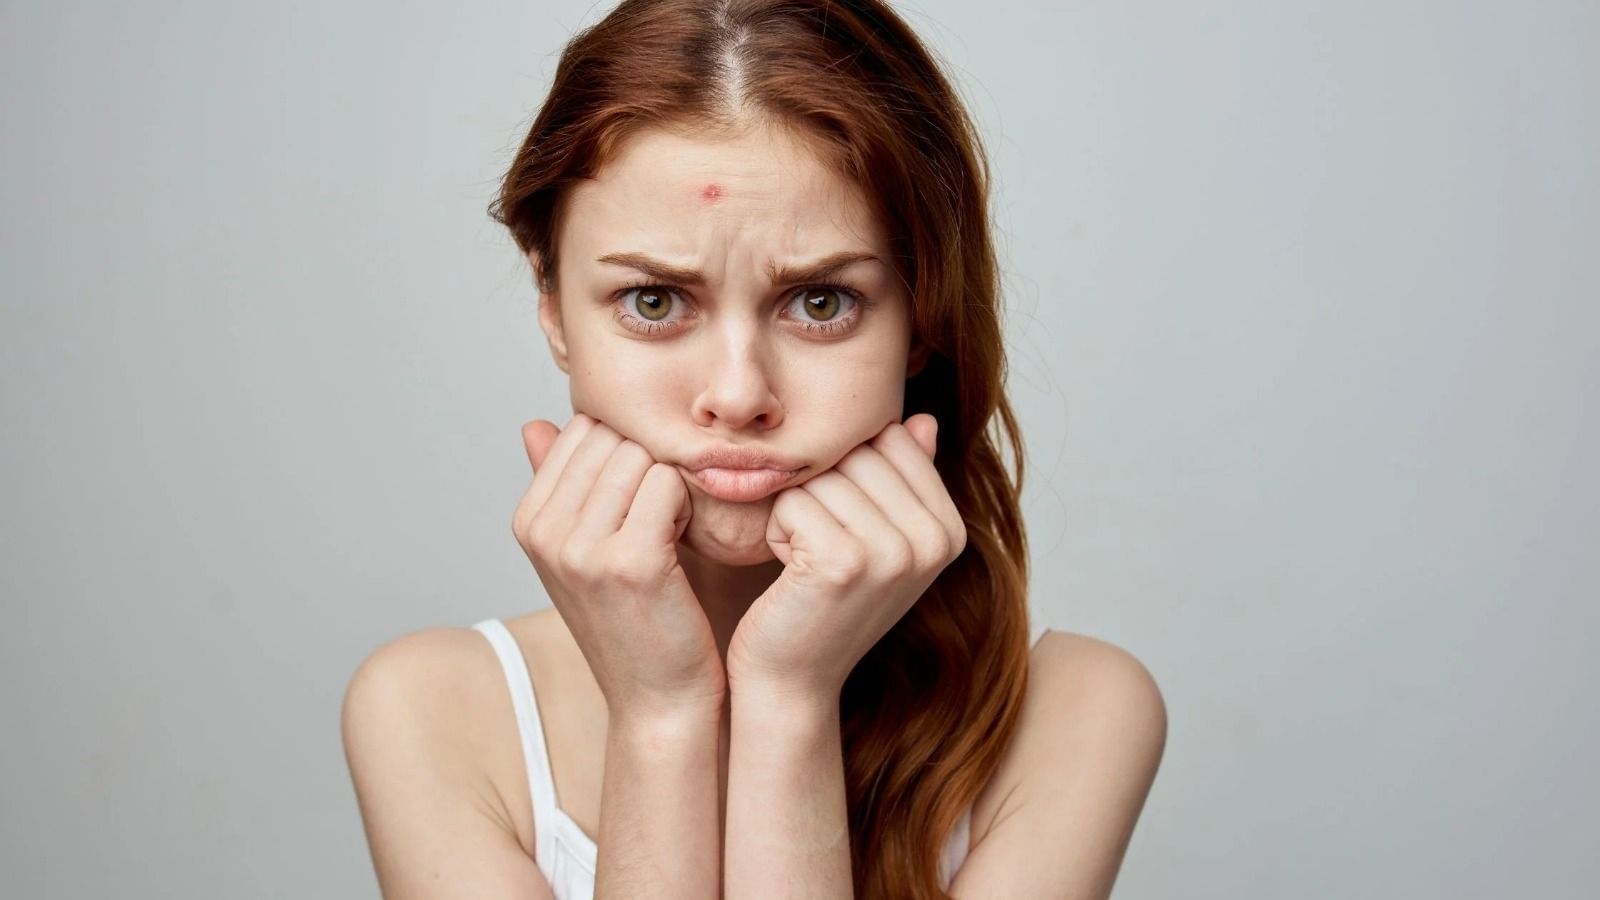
left=342, top=1, right=1167, bottom=897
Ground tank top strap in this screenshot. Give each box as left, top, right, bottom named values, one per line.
left=939, top=804, right=973, bottom=890
left=470, top=617, right=564, bottom=866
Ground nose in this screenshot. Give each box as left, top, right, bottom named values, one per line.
left=690, top=320, right=784, bottom=431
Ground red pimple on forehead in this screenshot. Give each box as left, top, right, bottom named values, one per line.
left=699, top=183, right=724, bottom=203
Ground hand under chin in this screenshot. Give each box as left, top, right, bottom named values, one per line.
left=679, top=508, right=781, bottom=566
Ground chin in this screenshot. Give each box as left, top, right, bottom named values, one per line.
left=679, top=498, right=779, bottom=566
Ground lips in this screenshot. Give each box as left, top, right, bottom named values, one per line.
left=685, top=445, right=805, bottom=471
left=685, top=466, right=802, bottom=502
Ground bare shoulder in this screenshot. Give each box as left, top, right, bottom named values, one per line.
left=954, top=629, right=1167, bottom=899
left=1031, top=629, right=1167, bottom=734
left=340, top=624, right=553, bottom=898
left=1022, top=630, right=1167, bottom=800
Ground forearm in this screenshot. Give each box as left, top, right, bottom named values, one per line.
left=724, top=685, right=851, bottom=898
left=594, top=704, right=725, bottom=899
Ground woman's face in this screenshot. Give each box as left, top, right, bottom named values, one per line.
left=534, top=122, right=920, bottom=565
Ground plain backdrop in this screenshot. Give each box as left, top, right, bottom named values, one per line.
left=3, top=1, right=1596, bottom=897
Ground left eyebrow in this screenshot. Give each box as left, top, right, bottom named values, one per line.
left=594, top=250, right=883, bottom=286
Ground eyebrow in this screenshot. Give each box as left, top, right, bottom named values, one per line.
left=594, top=250, right=883, bottom=286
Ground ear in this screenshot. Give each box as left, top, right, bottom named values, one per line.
left=530, top=250, right=570, bottom=374
left=906, top=335, right=932, bottom=378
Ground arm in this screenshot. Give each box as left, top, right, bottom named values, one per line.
left=342, top=629, right=557, bottom=899
left=342, top=627, right=725, bottom=899
left=594, top=701, right=726, bottom=899
left=949, top=633, right=1167, bottom=899
left=723, top=683, right=852, bottom=898
left=720, top=633, right=1167, bottom=900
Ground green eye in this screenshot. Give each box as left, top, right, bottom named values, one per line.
left=632, top=287, right=674, bottom=321
left=797, top=286, right=843, bottom=321
left=611, top=279, right=871, bottom=338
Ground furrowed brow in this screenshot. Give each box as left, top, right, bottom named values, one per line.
left=594, top=250, right=881, bottom=286
left=766, top=251, right=883, bottom=284
left=595, top=252, right=705, bottom=285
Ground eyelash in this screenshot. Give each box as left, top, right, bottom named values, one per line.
left=610, top=278, right=874, bottom=338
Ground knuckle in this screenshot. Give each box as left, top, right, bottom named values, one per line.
left=950, top=519, right=968, bottom=558
left=576, top=535, right=667, bottom=589
left=555, top=539, right=595, bottom=576
left=882, top=534, right=917, bottom=575
left=514, top=523, right=540, bottom=560
left=608, top=554, right=662, bottom=589
left=824, top=541, right=871, bottom=585
left=910, top=521, right=950, bottom=566
left=521, top=516, right=553, bottom=554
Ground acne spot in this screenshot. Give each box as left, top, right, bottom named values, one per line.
left=699, top=183, right=724, bottom=203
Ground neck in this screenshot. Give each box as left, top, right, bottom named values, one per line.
left=675, top=542, right=783, bottom=665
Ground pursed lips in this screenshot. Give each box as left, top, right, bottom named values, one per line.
left=683, top=465, right=802, bottom=502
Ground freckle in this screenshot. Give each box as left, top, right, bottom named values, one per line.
left=699, top=183, right=724, bottom=203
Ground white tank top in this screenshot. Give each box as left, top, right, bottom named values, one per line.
left=472, top=617, right=1048, bottom=898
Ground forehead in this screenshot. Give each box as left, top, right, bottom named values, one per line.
left=560, top=124, right=887, bottom=258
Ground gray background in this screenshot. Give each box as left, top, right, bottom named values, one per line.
left=3, top=1, right=1595, bottom=897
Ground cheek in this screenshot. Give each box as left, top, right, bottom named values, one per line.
left=567, top=354, right=686, bottom=439
left=569, top=329, right=907, bottom=447
left=564, top=314, right=680, bottom=396
left=793, top=358, right=907, bottom=441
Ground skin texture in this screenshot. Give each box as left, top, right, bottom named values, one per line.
left=531, top=120, right=930, bottom=661
left=342, top=117, right=1167, bottom=899
left=523, top=120, right=975, bottom=897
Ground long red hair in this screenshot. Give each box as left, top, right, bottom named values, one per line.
left=488, top=2, right=1030, bottom=895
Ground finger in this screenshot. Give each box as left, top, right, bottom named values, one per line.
left=832, top=444, right=949, bottom=560
left=522, top=419, right=561, bottom=472
left=871, top=421, right=963, bottom=539
left=765, top=485, right=857, bottom=570
left=523, top=413, right=596, bottom=516
left=618, top=463, right=693, bottom=548
left=538, top=419, right=623, bottom=530
left=901, top=412, right=938, bottom=459
left=795, top=470, right=908, bottom=566
left=569, top=439, right=655, bottom=546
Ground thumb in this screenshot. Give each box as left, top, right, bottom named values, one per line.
left=521, top=420, right=562, bottom=472
left=902, top=412, right=938, bottom=459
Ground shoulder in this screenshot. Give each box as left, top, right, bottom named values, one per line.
left=340, top=623, right=532, bottom=847
left=955, top=630, right=1166, bottom=894
left=1029, top=629, right=1167, bottom=741
left=341, top=614, right=555, bottom=736
left=1022, top=629, right=1167, bottom=796
left=342, top=624, right=507, bottom=742
left=340, top=622, right=559, bottom=895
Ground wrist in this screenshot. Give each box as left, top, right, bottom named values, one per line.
left=726, top=649, right=842, bottom=710
left=610, top=691, right=726, bottom=736
left=729, top=676, right=840, bottom=721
